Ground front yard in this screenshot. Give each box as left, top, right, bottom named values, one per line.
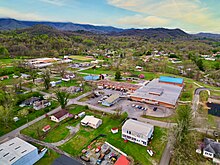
left=21, top=105, right=88, bottom=143
left=59, top=112, right=167, bottom=165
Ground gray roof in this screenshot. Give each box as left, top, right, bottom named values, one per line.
left=52, top=155, right=83, bottom=165
left=0, top=137, right=36, bottom=165
left=204, top=138, right=220, bottom=156
left=104, top=93, right=120, bottom=104
left=130, top=79, right=183, bottom=105
left=122, top=119, right=154, bottom=136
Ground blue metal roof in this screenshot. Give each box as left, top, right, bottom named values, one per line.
left=84, top=75, right=99, bottom=81
left=159, top=76, right=183, bottom=84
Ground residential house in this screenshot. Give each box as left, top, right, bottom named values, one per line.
left=19, top=97, right=41, bottom=107
left=122, top=119, right=154, bottom=146
left=50, top=109, right=70, bottom=123
left=21, top=73, right=30, bottom=79
left=33, top=100, right=51, bottom=110
left=135, top=66, right=143, bottom=71
left=203, top=138, right=220, bottom=163
left=81, top=116, right=102, bottom=129
left=62, top=73, right=75, bottom=82
left=0, top=75, right=9, bottom=81
left=0, top=137, right=47, bottom=165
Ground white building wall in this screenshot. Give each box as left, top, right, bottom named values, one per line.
left=13, top=148, right=47, bottom=165
left=122, top=127, right=154, bottom=146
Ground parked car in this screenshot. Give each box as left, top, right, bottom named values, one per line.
left=95, top=146, right=101, bottom=153
left=153, top=107, right=158, bottom=111
left=104, top=148, right=111, bottom=155
left=138, top=106, right=142, bottom=109
left=135, top=105, right=139, bottom=108
left=98, top=100, right=102, bottom=103
left=80, top=155, right=90, bottom=162
left=132, top=104, right=136, bottom=107
left=141, top=107, right=145, bottom=110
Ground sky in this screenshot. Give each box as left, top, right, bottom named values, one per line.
left=0, top=0, right=220, bottom=33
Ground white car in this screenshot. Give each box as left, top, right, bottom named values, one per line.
left=132, top=104, right=136, bottom=107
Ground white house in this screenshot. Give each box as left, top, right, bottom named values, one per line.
left=81, top=116, right=102, bottom=129
left=203, top=138, right=220, bottom=163
left=0, top=137, right=47, bottom=165
left=50, top=109, right=69, bottom=123
left=122, top=119, right=154, bottom=146
left=33, top=100, right=51, bottom=110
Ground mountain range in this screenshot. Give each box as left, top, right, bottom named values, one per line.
left=0, top=18, right=219, bottom=39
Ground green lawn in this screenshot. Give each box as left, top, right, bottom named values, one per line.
left=69, top=55, right=94, bottom=61
left=0, top=100, right=59, bottom=136
left=21, top=105, right=88, bottom=143
left=180, top=82, right=196, bottom=101
left=35, top=149, right=60, bottom=165
left=60, top=113, right=166, bottom=164
left=80, top=67, right=115, bottom=75
left=142, top=113, right=177, bottom=123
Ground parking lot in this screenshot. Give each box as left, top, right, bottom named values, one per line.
left=82, top=89, right=174, bottom=118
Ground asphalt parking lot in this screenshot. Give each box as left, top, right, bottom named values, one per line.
left=84, top=89, right=174, bottom=118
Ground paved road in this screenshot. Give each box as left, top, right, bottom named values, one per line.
left=159, top=87, right=210, bottom=165
left=192, top=87, right=209, bottom=117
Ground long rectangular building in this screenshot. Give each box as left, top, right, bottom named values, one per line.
left=130, top=78, right=183, bottom=108
left=0, top=137, right=47, bottom=165
left=97, top=80, right=140, bottom=92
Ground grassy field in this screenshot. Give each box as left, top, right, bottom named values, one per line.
left=0, top=100, right=59, bottom=136
left=60, top=113, right=166, bottom=164
left=69, top=55, right=94, bottom=61
left=35, top=149, right=60, bottom=165
left=21, top=105, right=88, bottom=143
left=142, top=113, right=177, bottom=123
left=180, top=82, right=197, bottom=101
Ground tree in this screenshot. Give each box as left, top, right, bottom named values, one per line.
left=54, top=63, right=68, bottom=77
left=29, top=68, right=38, bottom=83
left=0, top=90, right=14, bottom=109
left=196, top=59, right=204, bottom=71
left=0, top=46, right=9, bottom=58
left=115, top=70, right=121, bottom=81
left=169, top=105, right=201, bottom=165
left=42, top=69, right=51, bottom=90
left=0, top=106, right=13, bottom=128
left=55, top=90, right=70, bottom=109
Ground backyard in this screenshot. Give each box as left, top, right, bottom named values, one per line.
left=21, top=105, right=88, bottom=143
left=59, top=112, right=167, bottom=165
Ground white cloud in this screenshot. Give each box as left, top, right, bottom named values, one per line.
left=108, top=0, right=220, bottom=33
left=39, top=0, right=66, bottom=6
left=117, top=15, right=170, bottom=27
left=0, top=7, right=48, bottom=21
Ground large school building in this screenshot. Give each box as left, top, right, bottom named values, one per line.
left=130, top=76, right=184, bottom=108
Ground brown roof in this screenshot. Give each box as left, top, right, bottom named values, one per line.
left=52, top=109, right=69, bottom=119
left=97, top=80, right=140, bottom=90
